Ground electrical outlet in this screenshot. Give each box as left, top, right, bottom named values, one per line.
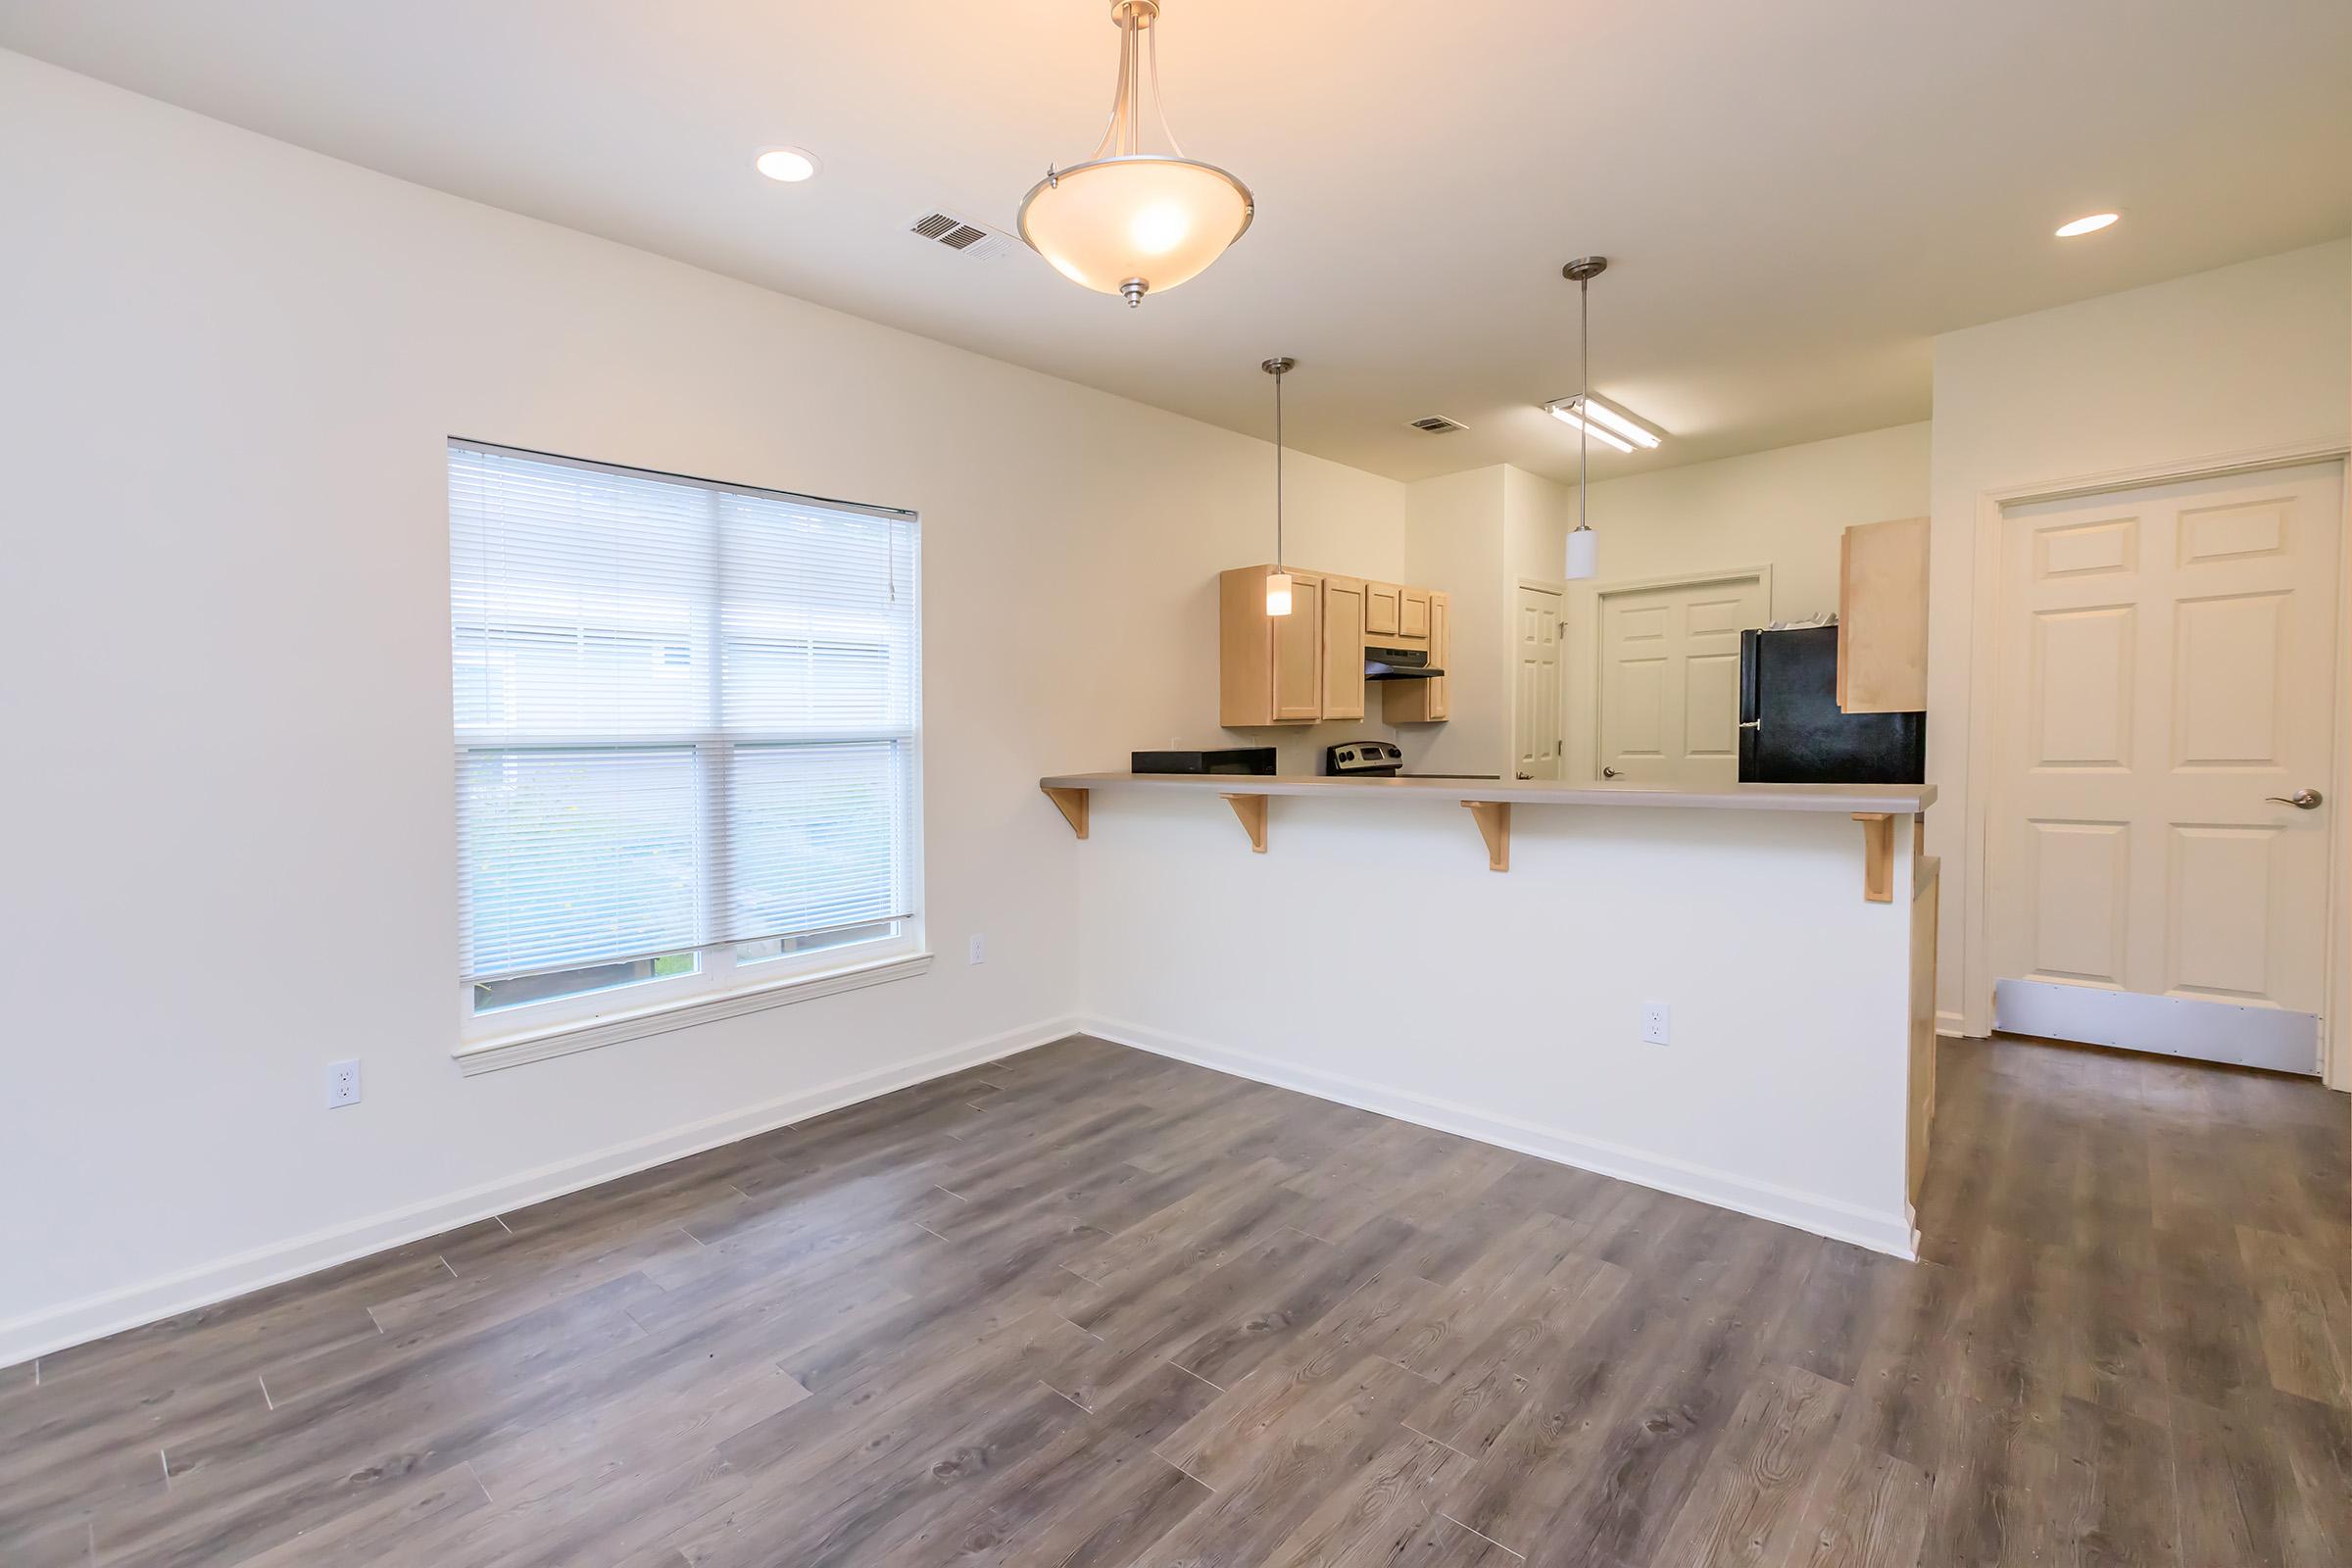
left=326, top=1058, right=362, bottom=1108
left=1640, top=1003, right=1671, bottom=1046
left=968, top=933, right=986, bottom=965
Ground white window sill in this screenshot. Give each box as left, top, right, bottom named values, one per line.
left=454, top=950, right=934, bottom=1076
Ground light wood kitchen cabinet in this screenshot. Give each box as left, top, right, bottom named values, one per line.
left=1220, top=565, right=1451, bottom=727
left=1398, top=588, right=1431, bottom=641
left=1384, top=591, right=1451, bottom=722
left=1219, top=564, right=1325, bottom=726
left=1838, top=516, right=1930, bottom=712
left=1321, top=575, right=1367, bottom=720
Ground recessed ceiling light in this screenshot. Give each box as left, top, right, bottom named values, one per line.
left=756, top=147, right=820, bottom=183
left=2055, top=212, right=2119, bottom=237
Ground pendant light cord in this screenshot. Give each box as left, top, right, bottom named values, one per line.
left=1578, top=275, right=1590, bottom=531
left=1274, top=367, right=1285, bottom=568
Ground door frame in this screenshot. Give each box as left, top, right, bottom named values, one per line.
left=1958, top=440, right=2352, bottom=1088
left=1574, top=564, right=1775, bottom=783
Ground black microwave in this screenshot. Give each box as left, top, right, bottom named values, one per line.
left=1131, top=748, right=1277, bottom=775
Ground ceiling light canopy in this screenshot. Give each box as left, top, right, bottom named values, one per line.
left=2055, top=211, right=2120, bottom=236
left=1019, top=0, right=1253, bottom=308
left=755, top=146, right=820, bottom=183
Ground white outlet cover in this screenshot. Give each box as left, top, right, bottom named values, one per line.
left=326, top=1058, right=362, bottom=1107
left=1641, top=1004, right=1671, bottom=1046
left=968, top=934, right=986, bottom=965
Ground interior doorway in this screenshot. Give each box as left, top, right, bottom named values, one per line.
left=1988, top=461, right=2344, bottom=1074
left=1511, top=583, right=1563, bottom=779
left=1592, top=569, right=1771, bottom=788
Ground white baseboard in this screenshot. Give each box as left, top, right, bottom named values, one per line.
left=1078, top=1016, right=1920, bottom=1260
left=1936, top=1008, right=1974, bottom=1039
left=0, top=1015, right=1080, bottom=1369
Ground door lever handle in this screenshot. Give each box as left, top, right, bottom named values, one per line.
left=2266, top=788, right=2324, bottom=809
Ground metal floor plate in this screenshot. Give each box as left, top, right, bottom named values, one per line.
left=1994, top=977, right=2320, bottom=1075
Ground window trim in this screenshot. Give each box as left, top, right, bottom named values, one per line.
left=453, top=944, right=934, bottom=1076
left=447, top=438, right=925, bottom=1059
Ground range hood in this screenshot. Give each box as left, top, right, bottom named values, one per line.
left=1365, top=645, right=1443, bottom=681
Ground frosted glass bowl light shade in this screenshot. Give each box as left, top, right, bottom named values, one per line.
left=1019, top=155, right=1253, bottom=304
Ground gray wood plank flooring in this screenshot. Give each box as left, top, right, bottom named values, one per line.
left=3, top=1033, right=2346, bottom=1566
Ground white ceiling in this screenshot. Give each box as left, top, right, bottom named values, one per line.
left=6, top=1, right=2348, bottom=483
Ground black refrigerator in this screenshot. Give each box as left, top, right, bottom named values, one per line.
left=1738, top=626, right=1926, bottom=784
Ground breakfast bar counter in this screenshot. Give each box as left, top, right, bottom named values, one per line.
left=1042, top=771, right=1935, bottom=892
left=1041, top=771, right=1936, bottom=814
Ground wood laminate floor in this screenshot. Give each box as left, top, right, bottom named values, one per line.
left=5, top=1034, right=2348, bottom=1566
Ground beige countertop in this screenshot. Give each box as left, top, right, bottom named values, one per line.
left=1040, top=771, right=1936, bottom=816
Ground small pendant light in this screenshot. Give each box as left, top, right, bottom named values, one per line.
left=1263, top=356, right=1296, bottom=615
left=1562, top=256, right=1608, bottom=581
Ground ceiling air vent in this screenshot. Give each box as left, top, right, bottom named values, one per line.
left=1408, top=415, right=1467, bottom=434
left=906, top=209, right=1011, bottom=261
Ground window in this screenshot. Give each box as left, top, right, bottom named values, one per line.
left=450, top=442, right=920, bottom=1038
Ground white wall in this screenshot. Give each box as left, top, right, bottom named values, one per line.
left=1555, top=424, right=1932, bottom=781
left=1928, top=240, right=2352, bottom=1041
left=1075, top=791, right=1923, bottom=1256
left=1401, top=466, right=1509, bottom=775
left=1436, top=428, right=1930, bottom=785
left=1574, top=423, right=1933, bottom=620
left=0, top=52, right=1408, bottom=1360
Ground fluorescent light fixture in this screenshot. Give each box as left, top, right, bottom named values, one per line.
left=756, top=147, right=820, bottom=183
left=2055, top=212, right=2119, bottom=237
left=1576, top=395, right=1662, bottom=449
left=1544, top=400, right=1636, bottom=454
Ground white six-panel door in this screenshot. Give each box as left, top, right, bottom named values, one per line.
left=1991, top=463, right=2342, bottom=1071
left=1512, top=584, right=1563, bottom=779
left=1595, top=573, right=1769, bottom=787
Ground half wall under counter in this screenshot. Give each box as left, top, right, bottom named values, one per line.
left=1042, top=771, right=1938, bottom=1257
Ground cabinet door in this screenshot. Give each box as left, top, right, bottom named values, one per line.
left=1399, top=588, right=1431, bottom=640
left=1272, top=570, right=1325, bottom=722
left=1365, top=582, right=1400, bottom=637
left=1425, top=592, right=1450, bottom=719
left=1320, top=575, right=1367, bottom=720
left=1838, top=517, right=1930, bottom=711
left=1382, top=591, right=1451, bottom=723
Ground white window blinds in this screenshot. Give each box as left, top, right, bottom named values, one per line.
left=450, top=442, right=919, bottom=987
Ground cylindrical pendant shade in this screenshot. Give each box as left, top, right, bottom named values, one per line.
left=1564, top=526, right=1598, bottom=581
left=1020, top=156, right=1253, bottom=303
left=1264, top=569, right=1293, bottom=616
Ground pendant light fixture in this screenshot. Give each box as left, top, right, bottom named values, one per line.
left=1262, top=356, right=1296, bottom=615
left=1562, top=255, right=1609, bottom=581
left=1019, top=1, right=1254, bottom=308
